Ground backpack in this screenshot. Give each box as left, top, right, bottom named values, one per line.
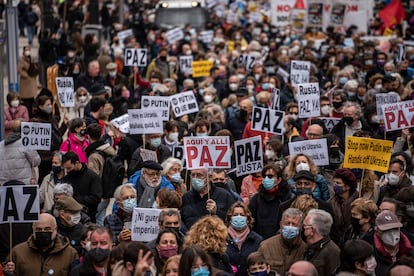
left=26, top=11, right=38, bottom=25
left=97, top=151, right=125, bottom=198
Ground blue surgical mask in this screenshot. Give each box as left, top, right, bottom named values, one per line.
left=333, top=182, right=344, bottom=195
left=150, top=137, right=162, bottom=148
left=231, top=215, right=247, bottom=230
left=191, top=266, right=210, bottom=276
left=339, top=77, right=348, bottom=85
left=122, top=198, right=136, bottom=213
left=171, top=173, right=181, bottom=183
left=192, top=178, right=206, bottom=192
left=262, top=83, right=270, bottom=90
left=281, top=225, right=299, bottom=240
left=262, top=177, right=275, bottom=190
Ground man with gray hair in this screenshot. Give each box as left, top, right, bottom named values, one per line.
left=302, top=209, right=340, bottom=276
left=147, top=208, right=183, bottom=250
left=258, top=208, right=307, bottom=275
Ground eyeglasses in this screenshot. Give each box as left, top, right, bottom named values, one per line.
left=191, top=173, right=206, bottom=179
left=265, top=174, right=274, bottom=178
left=144, top=171, right=161, bottom=178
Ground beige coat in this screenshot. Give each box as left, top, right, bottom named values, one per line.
left=18, top=56, right=38, bottom=99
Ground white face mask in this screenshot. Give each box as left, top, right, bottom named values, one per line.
left=85, top=241, right=91, bottom=251
left=296, top=162, right=310, bottom=173
left=387, top=173, right=400, bottom=185
left=79, top=96, right=87, bottom=102
left=229, top=83, right=238, bottom=91
left=381, top=229, right=400, bottom=246
left=11, top=100, right=20, bottom=107
left=321, top=105, right=330, bottom=116
left=364, top=256, right=377, bottom=274
left=246, top=85, right=255, bottom=92
left=24, top=50, right=31, bottom=57
left=203, top=95, right=213, bottom=103
left=375, top=84, right=382, bottom=90
left=168, top=132, right=179, bottom=142
left=237, top=74, right=245, bottom=80
left=265, top=150, right=275, bottom=160
left=109, top=71, right=117, bottom=77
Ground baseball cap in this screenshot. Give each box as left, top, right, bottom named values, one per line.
left=375, top=210, right=403, bottom=231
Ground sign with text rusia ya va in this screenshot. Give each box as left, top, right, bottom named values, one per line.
left=234, top=136, right=263, bottom=177
left=128, top=109, right=164, bottom=134
left=170, top=91, right=199, bottom=117
left=141, top=96, right=170, bottom=121
left=343, top=136, right=393, bottom=173
left=0, top=185, right=39, bottom=224
left=288, top=138, right=329, bottom=166
left=131, top=208, right=161, bottom=242
left=56, top=77, right=74, bottom=107
left=251, top=106, right=285, bottom=135
left=183, top=136, right=231, bottom=169
left=124, top=48, right=148, bottom=67
left=381, top=100, right=414, bottom=132
left=21, top=122, right=52, bottom=150
left=297, top=82, right=320, bottom=118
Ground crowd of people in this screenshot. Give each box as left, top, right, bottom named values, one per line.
left=1, top=0, right=414, bottom=275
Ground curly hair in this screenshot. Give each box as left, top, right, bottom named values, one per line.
left=290, top=195, right=318, bottom=216
left=285, top=154, right=319, bottom=179
left=225, top=202, right=254, bottom=228
left=360, top=170, right=377, bottom=196
left=184, top=216, right=228, bottom=255
left=351, top=198, right=378, bottom=225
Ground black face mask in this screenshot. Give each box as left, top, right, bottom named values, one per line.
left=212, top=182, right=226, bottom=189
left=89, top=248, right=110, bottom=264
left=159, top=56, right=167, bottom=62
left=237, top=109, right=248, bottom=120
left=80, top=129, right=87, bottom=136
left=351, top=217, right=362, bottom=232
left=332, top=101, right=342, bottom=109
left=343, top=116, right=354, bottom=126
left=34, top=231, right=53, bottom=248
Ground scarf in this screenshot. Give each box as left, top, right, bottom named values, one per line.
left=138, top=176, right=157, bottom=208
left=228, top=226, right=250, bottom=249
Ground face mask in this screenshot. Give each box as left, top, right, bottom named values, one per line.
left=43, top=105, right=53, bottom=114
left=79, top=129, right=86, bottom=136
left=198, top=89, right=204, bottom=96
left=168, top=132, right=179, bottom=142
left=333, top=182, right=344, bottom=195
left=85, top=241, right=92, bottom=251
left=122, top=198, right=137, bottom=213
left=11, top=100, right=19, bottom=107
left=203, top=95, right=213, bottom=103
left=34, top=231, right=53, bottom=248
left=159, top=56, right=167, bottom=62
left=321, top=105, right=330, bottom=115
left=186, top=50, right=192, bottom=56
left=281, top=49, right=288, bottom=55
left=171, top=173, right=181, bottom=183
left=265, top=150, right=275, bottom=160
left=238, top=109, right=248, bottom=119
left=332, top=101, right=342, bottom=109
left=196, top=132, right=208, bottom=137
left=347, top=91, right=356, bottom=98
left=192, top=178, right=206, bottom=192
left=387, top=173, right=400, bottom=185
left=191, top=266, right=210, bottom=276
left=109, top=71, right=117, bottom=77
left=364, top=256, right=377, bottom=274
left=296, top=187, right=313, bottom=196
left=381, top=229, right=400, bottom=246
left=24, top=50, right=31, bottom=57
left=170, top=62, right=177, bottom=68
left=246, top=85, right=255, bottom=92
left=89, top=248, right=110, bottom=264
left=262, top=83, right=270, bottom=90
left=290, top=114, right=298, bottom=121
left=157, top=245, right=178, bottom=259
left=343, top=116, right=354, bottom=126
left=150, top=137, right=162, bottom=148
left=212, top=182, right=226, bottom=189
left=152, top=201, right=158, bottom=209
left=351, top=217, right=362, bottom=232
left=281, top=225, right=299, bottom=240
left=68, top=51, right=75, bottom=58
left=73, top=70, right=80, bottom=75
left=237, top=74, right=245, bottom=81
left=375, top=84, right=382, bottom=90
left=231, top=215, right=247, bottom=230
left=229, top=83, right=238, bottom=91
left=79, top=96, right=87, bottom=102
left=370, top=115, right=380, bottom=124
left=339, top=77, right=348, bottom=84
left=251, top=270, right=268, bottom=276
left=51, top=165, right=62, bottom=174
left=296, top=163, right=310, bottom=173
left=262, top=177, right=275, bottom=190
left=68, top=212, right=81, bottom=226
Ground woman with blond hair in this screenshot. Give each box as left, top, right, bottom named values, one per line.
left=184, top=216, right=233, bottom=274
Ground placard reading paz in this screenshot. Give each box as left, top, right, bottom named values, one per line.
left=184, top=136, right=231, bottom=169
left=0, top=185, right=39, bottom=224
left=381, top=100, right=414, bottom=132
left=251, top=106, right=285, bottom=135
left=124, top=48, right=148, bottom=67
left=131, top=208, right=161, bottom=242
left=21, top=122, right=52, bottom=150
left=234, top=136, right=263, bottom=177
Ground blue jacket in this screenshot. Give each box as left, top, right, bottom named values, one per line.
left=287, top=174, right=330, bottom=201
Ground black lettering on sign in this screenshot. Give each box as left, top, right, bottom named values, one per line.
left=3, top=188, right=18, bottom=221
left=236, top=144, right=244, bottom=165
left=23, top=186, right=38, bottom=221
left=273, top=110, right=284, bottom=134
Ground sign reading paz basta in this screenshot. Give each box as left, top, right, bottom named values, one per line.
left=56, top=77, right=74, bottom=107
left=131, top=208, right=161, bottom=242
left=184, top=136, right=231, bottom=170
left=251, top=106, right=285, bottom=135
left=0, top=185, right=39, bottom=224
left=343, top=136, right=393, bottom=173
left=21, top=122, right=52, bottom=150
left=234, top=136, right=263, bottom=177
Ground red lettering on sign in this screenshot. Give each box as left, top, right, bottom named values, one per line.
left=277, top=5, right=291, bottom=12
left=397, top=110, right=409, bottom=128
left=216, top=146, right=229, bottom=167
left=200, top=146, right=213, bottom=166
left=324, top=4, right=331, bottom=12
left=347, top=4, right=358, bottom=12
left=384, top=112, right=395, bottom=130
left=186, top=146, right=198, bottom=167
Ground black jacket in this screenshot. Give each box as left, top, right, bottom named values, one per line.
left=332, top=117, right=372, bottom=152
left=128, top=144, right=171, bottom=177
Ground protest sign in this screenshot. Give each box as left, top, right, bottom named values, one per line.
left=179, top=56, right=193, bottom=74
left=320, top=117, right=341, bottom=133
left=199, top=30, right=214, bottom=44
left=117, top=29, right=133, bottom=43
left=288, top=139, right=329, bottom=166
left=21, top=122, right=52, bottom=150
left=307, top=0, right=323, bottom=27
left=270, top=88, right=280, bottom=110
left=290, top=60, right=311, bottom=86
left=238, top=54, right=257, bottom=71
left=173, top=146, right=186, bottom=168
left=141, top=96, right=170, bottom=121
left=170, top=91, right=199, bottom=117
left=226, top=11, right=238, bottom=23
left=297, top=83, right=320, bottom=118
left=382, top=100, right=414, bottom=132
left=376, top=93, right=399, bottom=117
left=343, top=136, right=393, bottom=173
left=131, top=208, right=161, bottom=242
left=192, top=61, right=213, bottom=78
left=110, top=114, right=129, bottom=134
left=139, top=149, right=158, bottom=162
left=184, top=136, right=231, bottom=169
left=395, top=44, right=406, bottom=63
left=270, top=0, right=296, bottom=27
left=124, top=48, right=148, bottom=67
left=234, top=136, right=263, bottom=177
left=251, top=106, right=285, bottom=135
left=56, top=77, right=74, bottom=107
left=128, top=109, right=164, bottom=134
left=249, top=12, right=262, bottom=23
left=166, top=28, right=184, bottom=44
left=0, top=185, right=39, bottom=224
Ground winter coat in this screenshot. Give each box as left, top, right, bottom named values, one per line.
left=258, top=234, right=306, bottom=275
left=17, top=56, right=38, bottom=99
left=287, top=174, right=330, bottom=201
left=4, top=105, right=29, bottom=137
left=303, top=236, right=340, bottom=276
left=40, top=172, right=65, bottom=211
left=378, top=175, right=412, bottom=204
left=85, top=141, right=116, bottom=177
left=226, top=230, right=263, bottom=276
left=103, top=209, right=132, bottom=244
left=59, top=132, right=90, bottom=163
left=56, top=218, right=84, bottom=255
left=329, top=191, right=359, bottom=238
left=0, top=133, right=41, bottom=185
left=8, top=234, right=78, bottom=276
left=240, top=175, right=259, bottom=205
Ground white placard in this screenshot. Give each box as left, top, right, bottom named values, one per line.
left=0, top=186, right=39, bottom=224
left=382, top=100, right=414, bottom=132
left=271, top=88, right=281, bottom=110
left=173, top=146, right=186, bottom=168
left=320, top=117, right=341, bottom=133
left=297, top=83, right=320, bottom=118
left=110, top=114, right=129, bottom=134
left=249, top=12, right=262, bottom=23
left=141, top=96, right=170, bottom=121
left=21, top=122, right=52, bottom=151
left=128, top=109, right=164, bottom=134
left=170, top=91, right=199, bottom=117
left=166, top=28, right=184, bottom=44
left=226, top=11, right=238, bottom=23
left=251, top=106, right=285, bottom=135
left=183, top=136, right=231, bottom=170
left=117, top=29, right=134, bottom=44
left=290, top=60, right=311, bottom=87
left=270, top=0, right=296, bottom=26
left=199, top=30, right=214, bottom=44
left=376, top=93, right=400, bottom=117
left=234, top=136, right=263, bottom=177
left=131, top=208, right=161, bottom=242
left=179, top=56, right=193, bottom=74
left=238, top=54, right=257, bottom=71
left=124, top=48, right=148, bottom=67
left=139, top=149, right=158, bottom=162
left=288, top=139, right=329, bottom=166
left=56, top=77, right=74, bottom=107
